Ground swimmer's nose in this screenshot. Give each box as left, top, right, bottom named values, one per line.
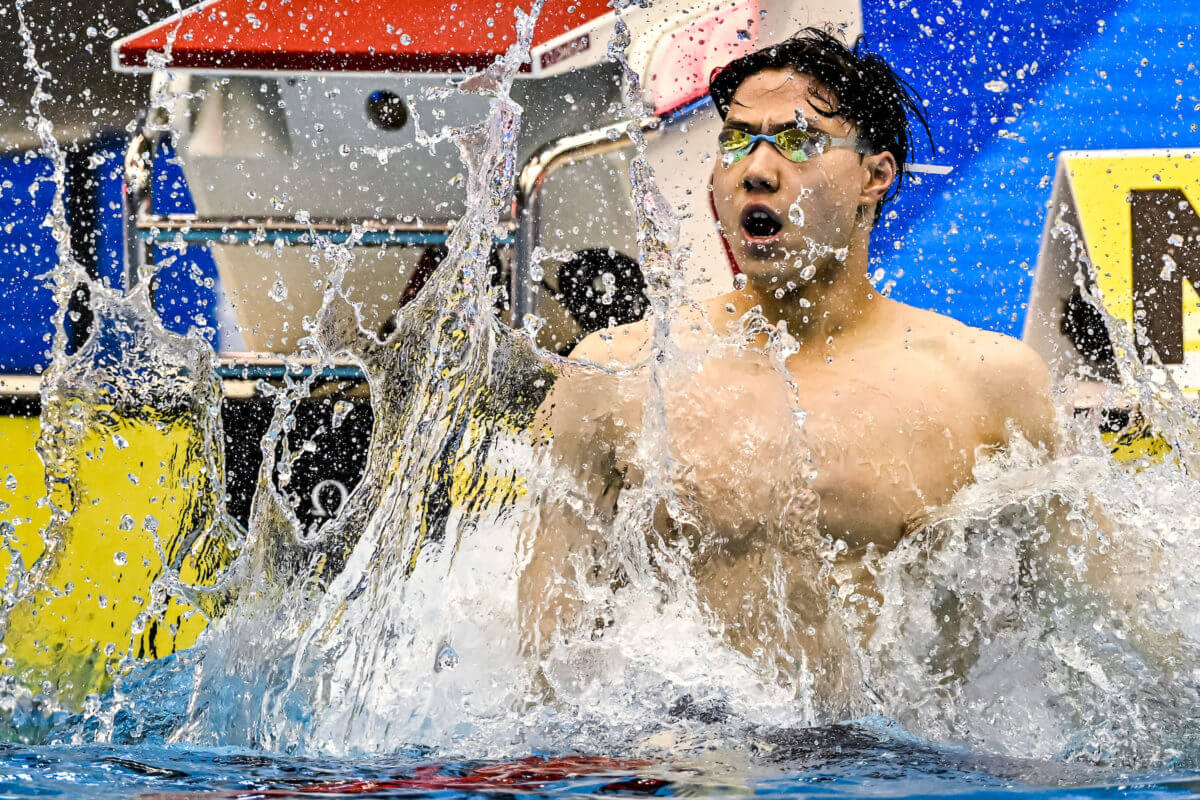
left=739, top=143, right=780, bottom=194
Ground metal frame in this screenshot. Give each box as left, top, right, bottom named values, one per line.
left=122, top=98, right=711, bottom=332
left=135, top=215, right=501, bottom=247
left=511, top=114, right=663, bottom=322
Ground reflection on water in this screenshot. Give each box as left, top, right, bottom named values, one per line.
left=1, top=0, right=1199, bottom=787
left=10, top=722, right=1200, bottom=800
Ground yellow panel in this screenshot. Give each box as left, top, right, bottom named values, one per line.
left=0, top=408, right=233, bottom=709
left=0, top=415, right=53, bottom=566
left=1065, top=152, right=1200, bottom=354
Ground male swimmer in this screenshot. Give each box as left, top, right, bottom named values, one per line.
left=520, top=28, right=1056, bottom=707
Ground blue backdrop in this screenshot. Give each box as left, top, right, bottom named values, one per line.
left=0, top=0, right=1193, bottom=372
left=864, top=0, right=1197, bottom=334
left=0, top=154, right=59, bottom=373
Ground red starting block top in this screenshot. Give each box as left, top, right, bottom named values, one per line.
left=113, top=0, right=614, bottom=74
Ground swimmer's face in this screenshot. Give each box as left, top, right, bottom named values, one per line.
left=711, top=68, right=896, bottom=288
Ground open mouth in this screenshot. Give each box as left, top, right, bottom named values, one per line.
left=740, top=205, right=784, bottom=241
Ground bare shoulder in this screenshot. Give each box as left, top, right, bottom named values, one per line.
left=568, top=300, right=715, bottom=367
left=543, top=318, right=658, bottom=447
left=893, top=303, right=1056, bottom=450
left=568, top=319, right=654, bottom=369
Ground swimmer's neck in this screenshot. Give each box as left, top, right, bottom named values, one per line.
left=727, top=238, right=885, bottom=349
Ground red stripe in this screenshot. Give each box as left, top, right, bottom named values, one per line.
left=115, top=0, right=611, bottom=73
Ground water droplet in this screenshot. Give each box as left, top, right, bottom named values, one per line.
left=331, top=400, right=352, bottom=429
left=118, top=514, right=135, bottom=531
left=113, top=551, right=127, bottom=566
left=787, top=202, right=805, bottom=227
left=984, top=79, right=1009, bottom=93
left=1161, top=254, right=1177, bottom=280
left=268, top=279, right=288, bottom=302
left=3, top=474, right=15, bottom=491
left=400, top=33, right=413, bottom=45
left=521, top=314, right=546, bottom=337
left=142, top=515, right=159, bottom=533
left=434, top=643, right=459, bottom=672
left=112, top=433, right=129, bottom=450
left=1168, top=233, right=1184, bottom=247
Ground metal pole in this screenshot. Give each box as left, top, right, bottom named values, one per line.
left=511, top=116, right=658, bottom=326
left=132, top=215, right=492, bottom=247
left=510, top=98, right=710, bottom=327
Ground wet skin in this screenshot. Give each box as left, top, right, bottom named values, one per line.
left=520, top=69, right=1055, bottom=704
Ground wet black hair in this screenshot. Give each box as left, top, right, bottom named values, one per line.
left=708, top=26, right=932, bottom=221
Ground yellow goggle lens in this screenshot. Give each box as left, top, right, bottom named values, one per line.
left=718, top=129, right=752, bottom=151
left=774, top=128, right=811, bottom=154
left=717, top=127, right=814, bottom=163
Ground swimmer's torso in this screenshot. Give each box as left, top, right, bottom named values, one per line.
left=525, top=292, right=1054, bottom=701
left=581, top=297, right=1013, bottom=559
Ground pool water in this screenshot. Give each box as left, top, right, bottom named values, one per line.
left=5, top=723, right=1200, bottom=800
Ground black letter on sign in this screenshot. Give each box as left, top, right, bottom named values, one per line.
left=1131, top=189, right=1200, bottom=364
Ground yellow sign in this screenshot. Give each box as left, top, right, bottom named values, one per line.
left=1025, top=149, right=1200, bottom=395
left=0, top=408, right=234, bottom=709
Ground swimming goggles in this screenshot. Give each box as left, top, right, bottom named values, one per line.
left=718, top=126, right=856, bottom=164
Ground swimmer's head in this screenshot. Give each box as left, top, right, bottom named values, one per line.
left=708, top=28, right=930, bottom=288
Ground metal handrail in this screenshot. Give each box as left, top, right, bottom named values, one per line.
left=135, top=214, right=513, bottom=246
left=510, top=116, right=660, bottom=322
left=510, top=97, right=712, bottom=322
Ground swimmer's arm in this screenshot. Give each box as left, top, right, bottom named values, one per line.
left=517, top=430, right=620, bottom=646
left=981, top=337, right=1058, bottom=456
left=993, top=346, right=1173, bottom=657
left=518, top=338, right=628, bottom=656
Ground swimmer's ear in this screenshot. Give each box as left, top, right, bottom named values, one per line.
left=858, top=150, right=897, bottom=207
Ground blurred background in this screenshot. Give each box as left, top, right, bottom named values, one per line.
left=0, top=0, right=1194, bottom=372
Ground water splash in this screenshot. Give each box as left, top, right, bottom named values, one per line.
left=167, top=1, right=555, bottom=755
left=0, top=0, right=237, bottom=737
left=850, top=213, right=1200, bottom=768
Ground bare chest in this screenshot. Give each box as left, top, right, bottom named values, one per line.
left=653, top=355, right=983, bottom=555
